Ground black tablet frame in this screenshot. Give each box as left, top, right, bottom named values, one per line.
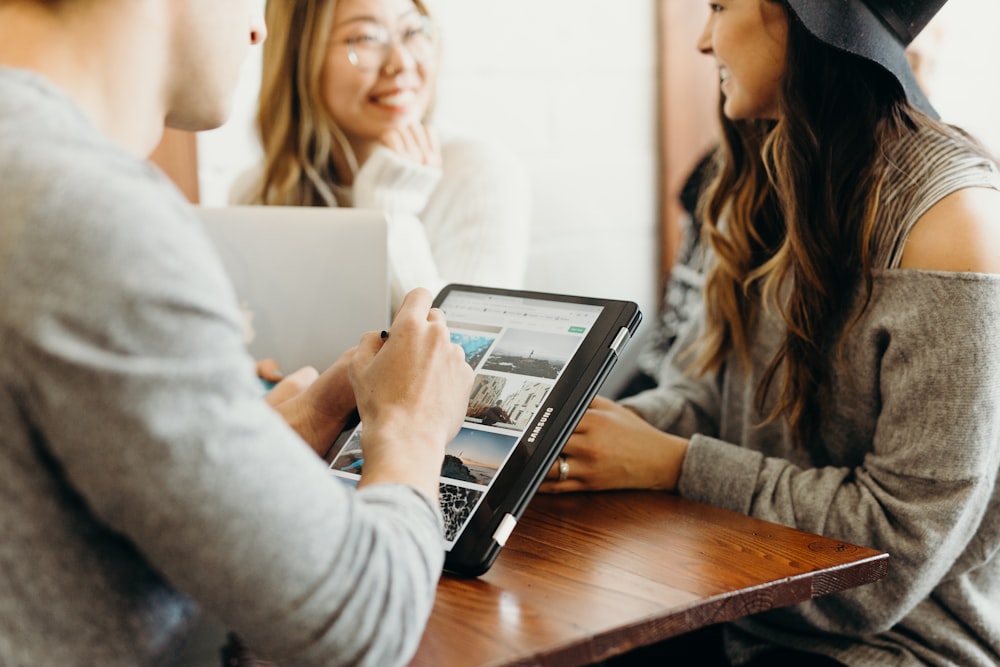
left=324, top=284, right=641, bottom=576
left=433, top=284, right=641, bottom=576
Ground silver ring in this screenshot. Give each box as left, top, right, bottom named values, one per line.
left=557, top=455, right=569, bottom=482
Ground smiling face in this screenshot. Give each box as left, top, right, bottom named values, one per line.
left=319, top=0, right=436, bottom=164
left=697, top=0, right=788, bottom=121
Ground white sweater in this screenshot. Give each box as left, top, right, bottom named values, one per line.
left=235, top=138, right=532, bottom=312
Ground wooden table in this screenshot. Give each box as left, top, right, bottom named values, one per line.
left=410, top=491, right=888, bottom=666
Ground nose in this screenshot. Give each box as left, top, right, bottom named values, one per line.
left=697, top=16, right=713, bottom=55
left=381, top=38, right=416, bottom=75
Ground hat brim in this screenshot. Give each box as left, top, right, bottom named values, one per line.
left=785, top=0, right=938, bottom=119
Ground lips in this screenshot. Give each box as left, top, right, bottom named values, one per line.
left=370, top=89, right=417, bottom=107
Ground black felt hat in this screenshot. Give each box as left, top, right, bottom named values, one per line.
left=784, top=0, right=948, bottom=118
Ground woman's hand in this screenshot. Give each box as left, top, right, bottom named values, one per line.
left=379, top=123, right=441, bottom=168
left=540, top=395, right=689, bottom=494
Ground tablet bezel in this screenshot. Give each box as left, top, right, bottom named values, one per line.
left=435, top=284, right=640, bottom=576
left=325, top=284, right=641, bottom=577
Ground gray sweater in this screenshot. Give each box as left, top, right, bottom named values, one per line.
left=622, top=127, right=1000, bottom=665
left=0, top=68, right=443, bottom=666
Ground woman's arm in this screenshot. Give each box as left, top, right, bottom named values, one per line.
left=351, top=142, right=446, bottom=308
left=354, top=137, right=532, bottom=309
left=541, top=311, right=720, bottom=493
left=419, top=139, right=532, bottom=290
left=900, top=186, right=1000, bottom=273
left=539, top=395, right=689, bottom=493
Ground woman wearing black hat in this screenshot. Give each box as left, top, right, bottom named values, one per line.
left=545, top=1, right=1000, bottom=665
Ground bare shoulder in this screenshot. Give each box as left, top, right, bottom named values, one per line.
left=900, top=186, right=1000, bottom=274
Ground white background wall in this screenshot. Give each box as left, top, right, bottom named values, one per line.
left=198, top=0, right=662, bottom=325
left=920, top=0, right=1000, bottom=155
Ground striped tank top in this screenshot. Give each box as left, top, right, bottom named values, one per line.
left=874, top=124, right=1000, bottom=269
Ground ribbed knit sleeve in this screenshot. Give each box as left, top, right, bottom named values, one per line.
left=353, top=138, right=532, bottom=311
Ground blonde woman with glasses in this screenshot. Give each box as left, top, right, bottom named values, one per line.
left=237, top=0, right=532, bottom=313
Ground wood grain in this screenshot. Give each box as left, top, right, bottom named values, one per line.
left=411, top=492, right=887, bottom=667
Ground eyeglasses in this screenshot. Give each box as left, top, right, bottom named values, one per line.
left=340, top=16, right=435, bottom=72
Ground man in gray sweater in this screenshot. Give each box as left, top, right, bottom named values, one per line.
left=0, top=1, right=473, bottom=665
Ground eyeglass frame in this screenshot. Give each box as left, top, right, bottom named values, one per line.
left=339, top=15, right=436, bottom=72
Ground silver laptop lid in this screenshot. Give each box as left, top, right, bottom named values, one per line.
left=196, top=205, right=390, bottom=372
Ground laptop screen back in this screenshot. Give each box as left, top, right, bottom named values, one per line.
left=196, top=205, right=390, bottom=372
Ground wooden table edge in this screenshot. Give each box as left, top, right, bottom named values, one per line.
left=493, top=550, right=890, bottom=667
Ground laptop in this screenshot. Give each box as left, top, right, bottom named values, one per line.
left=196, top=205, right=390, bottom=373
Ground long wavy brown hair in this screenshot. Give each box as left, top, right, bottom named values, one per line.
left=691, top=3, right=970, bottom=447
left=248, top=0, right=434, bottom=206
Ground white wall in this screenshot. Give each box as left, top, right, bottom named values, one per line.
left=197, top=0, right=661, bottom=324
left=922, top=0, right=1000, bottom=155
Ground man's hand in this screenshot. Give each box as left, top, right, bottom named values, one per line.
left=350, top=288, right=472, bottom=498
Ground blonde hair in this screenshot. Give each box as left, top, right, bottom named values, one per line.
left=252, top=0, right=434, bottom=206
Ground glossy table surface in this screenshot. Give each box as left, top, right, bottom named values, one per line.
left=410, top=491, right=888, bottom=666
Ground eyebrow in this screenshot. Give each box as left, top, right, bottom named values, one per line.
left=333, top=9, right=422, bottom=29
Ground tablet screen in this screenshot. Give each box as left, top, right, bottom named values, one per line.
left=327, top=288, right=605, bottom=548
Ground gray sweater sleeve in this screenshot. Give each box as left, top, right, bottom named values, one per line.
left=620, top=304, right=723, bottom=438
left=6, top=156, right=443, bottom=665
left=625, top=272, right=1000, bottom=636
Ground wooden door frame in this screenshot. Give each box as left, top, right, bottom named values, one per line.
left=657, top=1, right=718, bottom=285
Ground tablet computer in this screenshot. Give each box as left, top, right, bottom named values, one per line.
left=326, top=284, right=641, bottom=576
